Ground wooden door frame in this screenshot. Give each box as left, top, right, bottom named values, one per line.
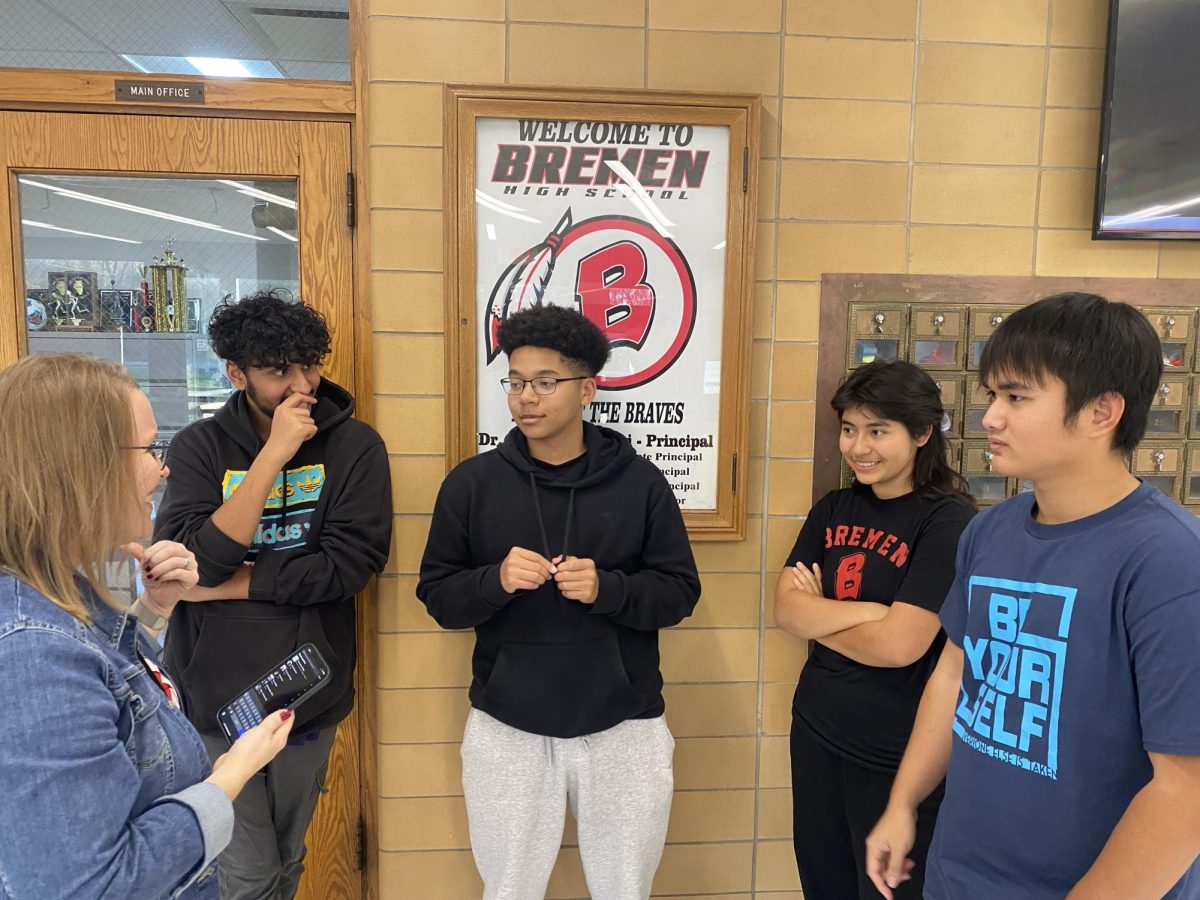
left=0, top=36, right=379, bottom=900
left=346, top=4, right=381, bottom=896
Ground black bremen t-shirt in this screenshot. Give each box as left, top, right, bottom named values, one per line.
left=787, top=482, right=974, bottom=771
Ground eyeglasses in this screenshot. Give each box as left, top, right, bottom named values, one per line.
left=500, top=376, right=588, bottom=396
left=124, top=439, right=171, bottom=466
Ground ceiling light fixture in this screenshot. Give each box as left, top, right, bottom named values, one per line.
left=19, top=177, right=268, bottom=241
left=21, top=219, right=142, bottom=245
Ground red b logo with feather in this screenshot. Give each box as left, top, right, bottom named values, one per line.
left=484, top=210, right=572, bottom=364
left=483, top=208, right=695, bottom=390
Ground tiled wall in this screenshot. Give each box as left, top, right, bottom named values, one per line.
left=365, top=0, right=1196, bottom=895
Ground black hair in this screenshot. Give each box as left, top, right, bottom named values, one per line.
left=833, top=360, right=973, bottom=504
left=207, top=290, right=331, bottom=371
left=978, top=292, right=1161, bottom=455
left=497, top=304, right=611, bottom=376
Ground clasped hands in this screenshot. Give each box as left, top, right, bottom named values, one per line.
left=499, top=546, right=599, bottom=604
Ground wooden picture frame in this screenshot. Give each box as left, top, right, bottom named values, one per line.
left=443, top=84, right=759, bottom=540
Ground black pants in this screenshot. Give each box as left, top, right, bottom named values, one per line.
left=790, top=720, right=943, bottom=900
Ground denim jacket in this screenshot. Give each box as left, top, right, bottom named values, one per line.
left=0, top=574, right=233, bottom=899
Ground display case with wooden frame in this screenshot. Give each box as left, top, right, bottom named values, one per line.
left=0, top=109, right=363, bottom=900
left=442, top=84, right=760, bottom=540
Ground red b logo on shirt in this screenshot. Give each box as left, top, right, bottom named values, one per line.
left=835, top=552, right=866, bottom=601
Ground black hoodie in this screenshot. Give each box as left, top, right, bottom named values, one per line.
left=153, top=378, right=392, bottom=735
left=417, top=422, right=701, bottom=738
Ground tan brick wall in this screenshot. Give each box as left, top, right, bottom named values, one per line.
left=363, top=0, right=1190, bottom=895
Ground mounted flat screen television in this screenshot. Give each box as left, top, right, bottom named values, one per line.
left=1094, top=0, right=1200, bottom=239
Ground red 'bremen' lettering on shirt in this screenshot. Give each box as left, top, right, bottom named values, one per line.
left=825, top=524, right=909, bottom=569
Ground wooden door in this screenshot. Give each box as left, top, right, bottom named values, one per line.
left=0, top=110, right=362, bottom=899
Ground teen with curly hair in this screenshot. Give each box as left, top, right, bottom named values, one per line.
left=153, top=291, right=392, bottom=899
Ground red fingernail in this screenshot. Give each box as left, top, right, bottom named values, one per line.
left=280, top=710, right=293, bottom=721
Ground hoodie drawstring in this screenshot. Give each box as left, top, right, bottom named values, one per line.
left=527, top=472, right=575, bottom=560
left=561, top=489, right=574, bottom=559
left=529, top=473, right=551, bottom=559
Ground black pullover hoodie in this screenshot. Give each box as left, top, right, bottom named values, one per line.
left=154, top=378, right=392, bottom=735
left=418, top=422, right=701, bottom=739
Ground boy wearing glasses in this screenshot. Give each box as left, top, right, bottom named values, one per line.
left=418, top=304, right=700, bottom=899
left=153, top=291, right=393, bottom=900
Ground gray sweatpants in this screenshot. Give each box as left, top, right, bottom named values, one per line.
left=201, top=726, right=336, bottom=900
left=461, top=708, right=675, bottom=900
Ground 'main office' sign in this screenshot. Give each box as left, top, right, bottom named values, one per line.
left=114, top=80, right=206, bottom=105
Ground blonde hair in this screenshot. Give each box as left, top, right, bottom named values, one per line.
left=0, top=354, right=140, bottom=621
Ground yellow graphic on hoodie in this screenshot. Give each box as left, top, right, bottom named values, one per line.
left=221, top=464, right=325, bottom=556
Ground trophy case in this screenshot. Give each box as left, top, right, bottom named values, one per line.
left=17, top=175, right=301, bottom=600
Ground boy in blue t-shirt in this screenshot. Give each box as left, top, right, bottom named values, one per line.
left=867, top=292, right=1200, bottom=899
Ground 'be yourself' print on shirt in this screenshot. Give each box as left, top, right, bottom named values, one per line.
left=954, top=576, right=1077, bottom=780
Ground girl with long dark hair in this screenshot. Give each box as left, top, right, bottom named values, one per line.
left=774, top=360, right=975, bottom=899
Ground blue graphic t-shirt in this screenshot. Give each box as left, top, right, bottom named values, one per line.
left=929, top=483, right=1200, bottom=899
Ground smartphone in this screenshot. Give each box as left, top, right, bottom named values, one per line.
left=217, top=643, right=331, bottom=744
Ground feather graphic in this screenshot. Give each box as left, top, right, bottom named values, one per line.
left=484, top=209, right=573, bottom=363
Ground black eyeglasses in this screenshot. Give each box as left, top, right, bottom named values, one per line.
left=124, top=439, right=171, bottom=466
left=500, top=376, right=588, bottom=396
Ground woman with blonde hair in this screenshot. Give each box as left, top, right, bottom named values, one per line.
left=0, top=353, right=292, bottom=899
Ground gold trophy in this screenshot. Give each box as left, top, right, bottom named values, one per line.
left=147, top=240, right=188, bottom=332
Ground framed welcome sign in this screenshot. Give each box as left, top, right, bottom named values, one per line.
left=442, top=84, right=759, bottom=539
